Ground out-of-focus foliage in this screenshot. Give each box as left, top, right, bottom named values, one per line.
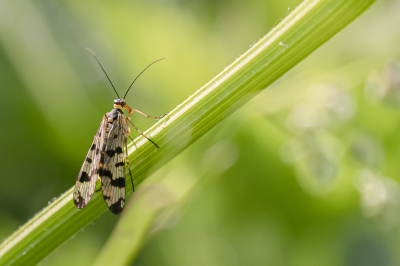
left=1, top=0, right=400, bottom=265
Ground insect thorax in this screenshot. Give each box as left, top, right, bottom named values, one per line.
left=107, top=108, right=123, bottom=123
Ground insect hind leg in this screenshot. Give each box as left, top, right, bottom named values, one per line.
left=124, top=139, right=134, bottom=192
left=126, top=119, right=159, bottom=149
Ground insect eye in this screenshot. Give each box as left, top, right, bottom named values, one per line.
left=114, top=99, right=125, bottom=106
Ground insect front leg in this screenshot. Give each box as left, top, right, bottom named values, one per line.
left=133, top=109, right=167, bottom=120
left=124, top=104, right=135, bottom=120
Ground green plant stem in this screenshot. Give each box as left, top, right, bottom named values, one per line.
left=0, top=0, right=375, bottom=265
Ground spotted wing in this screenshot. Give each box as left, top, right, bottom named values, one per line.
left=73, top=117, right=106, bottom=209
left=100, top=115, right=128, bottom=214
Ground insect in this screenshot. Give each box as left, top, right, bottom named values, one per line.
left=73, top=48, right=166, bottom=214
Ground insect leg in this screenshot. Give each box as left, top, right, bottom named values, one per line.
left=124, top=120, right=134, bottom=142
left=123, top=105, right=135, bottom=120
left=127, top=119, right=159, bottom=149
left=124, top=138, right=134, bottom=192
left=133, top=109, right=167, bottom=119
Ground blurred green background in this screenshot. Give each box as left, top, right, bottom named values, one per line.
left=1, top=0, right=400, bottom=265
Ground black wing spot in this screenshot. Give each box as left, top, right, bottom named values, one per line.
left=79, top=172, right=90, bottom=183
left=101, top=169, right=113, bottom=179
left=91, top=144, right=96, bottom=150
left=115, top=162, right=125, bottom=167
left=86, top=157, right=92, bottom=163
left=96, top=148, right=100, bottom=155
left=110, top=177, right=126, bottom=188
left=113, top=134, right=118, bottom=139
left=106, top=149, right=116, bottom=158
left=109, top=198, right=124, bottom=214
left=73, top=191, right=85, bottom=208
left=115, top=147, right=123, bottom=154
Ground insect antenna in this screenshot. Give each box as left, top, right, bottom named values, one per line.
left=124, top=58, right=165, bottom=99
left=86, top=48, right=120, bottom=99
